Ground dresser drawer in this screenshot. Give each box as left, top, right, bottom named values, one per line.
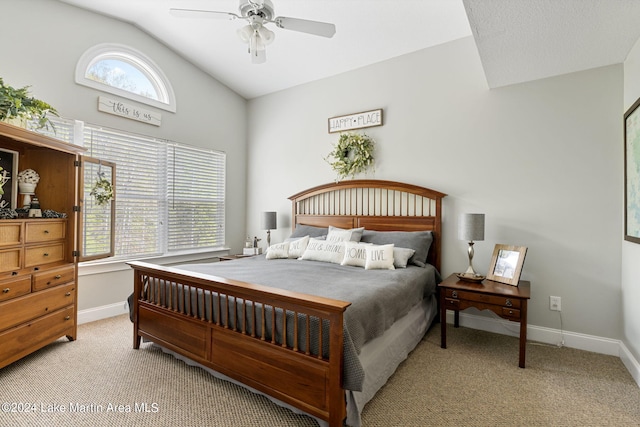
left=0, top=283, right=75, bottom=331
left=444, top=289, right=522, bottom=309
left=0, top=276, right=31, bottom=302
left=0, top=306, right=75, bottom=368
left=33, top=264, right=75, bottom=291
left=0, top=248, right=22, bottom=273
left=25, top=220, right=66, bottom=243
left=24, top=243, right=65, bottom=267
left=0, top=222, right=23, bottom=247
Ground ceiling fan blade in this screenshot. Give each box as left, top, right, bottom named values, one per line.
left=169, top=8, right=240, bottom=20
left=274, top=17, right=336, bottom=38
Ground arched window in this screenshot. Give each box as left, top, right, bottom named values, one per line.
left=75, top=44, right=176, bottom=112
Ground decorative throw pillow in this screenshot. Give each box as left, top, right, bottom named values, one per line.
left=286, top=235, right=310, bottom=259
left=364, top=244, right=395, bottom=270
left=327, top=226, right=364, bottom=242
left=300, top=238, right=345, bottom=264
left=393, top=247, right=416, bottom=268
left=361, top=230, right=432, bottom=267
left=289, top=225, right=328, bottom=239
left=341, top=241, right=372, bottom=268
left=265, top=241, right=290, bottom=259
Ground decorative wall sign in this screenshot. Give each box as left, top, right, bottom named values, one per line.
left=98, top=96, right=161, bottom=126
left=625, top=96, right=640, bottom=243
left=328, top=109, right=383, bottom=133
left=0, top=148, right=18, bottom=209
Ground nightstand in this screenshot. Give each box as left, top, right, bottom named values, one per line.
left=438, top=273, right=531, bottom=368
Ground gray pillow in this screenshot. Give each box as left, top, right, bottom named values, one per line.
left=289, top=224, right=328, bottom=239
left=360, top=230, right=433, bottom=267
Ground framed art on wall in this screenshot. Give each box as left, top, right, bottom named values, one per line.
left=624, top=96, right=640, bottom=244
left=487, top=244, right=527, bottom=286
left=0, top=147, right=18, bottom=209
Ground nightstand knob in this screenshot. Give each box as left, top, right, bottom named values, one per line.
left=451, top=291, right=458, bottom=298
left=505, top=299, right=513, bottom=307
left=2, top=288, right=9, bottom=294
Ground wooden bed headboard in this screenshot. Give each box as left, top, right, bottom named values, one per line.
left=288, top=180, right=447, bottom=272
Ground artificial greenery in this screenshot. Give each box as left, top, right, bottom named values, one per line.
left=326, top=132, right=375, bottom=180
left=0, top=77, right=58, bottom=130
left=90, top=176, right=114, bottom=206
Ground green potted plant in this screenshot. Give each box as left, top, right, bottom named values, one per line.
left=0, top=77, right=58, bottom=131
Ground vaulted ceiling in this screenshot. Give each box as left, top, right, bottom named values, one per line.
left=57, top=0, right=640, bottom=99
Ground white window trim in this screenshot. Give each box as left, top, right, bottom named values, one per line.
left=75, top=43, right=177, bottom=113
left=79, top=247, right=231, bottom=276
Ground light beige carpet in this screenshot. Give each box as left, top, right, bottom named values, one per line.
left=1, top=314, right=639, bottom=426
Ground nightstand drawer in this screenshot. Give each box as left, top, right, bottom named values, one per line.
left=445, top=289, right=522, bottom=309
left=444, top=298, right=460, bottom=309
left=502, top=307, right=521, bottom=320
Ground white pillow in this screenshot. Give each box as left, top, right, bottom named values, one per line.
left=364, top=244, right=395, bottom=270
left=300, top=238, right=345, bottom=264
left=327, top=226, right=364, bottom=242
left=341, top=241, right=371, bottom=268
left=286, top=235, right=310, bottom=259
left=393, top=247, right=416, bottom=268
left=265, top=241, right=290, bottom=260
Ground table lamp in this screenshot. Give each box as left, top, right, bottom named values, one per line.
left=261, top=211, right=277, bottom=247
left=458, top=213, right=485, bottom=277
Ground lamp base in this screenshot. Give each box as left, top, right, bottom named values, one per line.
left=456, top=272, right=486, bottom=282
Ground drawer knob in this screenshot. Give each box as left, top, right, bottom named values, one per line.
left=44, top=230, right=50, bottom=234
left=64, top=316, right=71, bottom=321
left=2, top=288, right=9, bottom=294
left=65, top=292, right=71, bottom=297
left=55, top=275, right=62, bottom=279
left=451, top=291, right=458, bottom=298
left=43, top=253, right=49, bottom=257
left=505, top=299, right=513, bottom=307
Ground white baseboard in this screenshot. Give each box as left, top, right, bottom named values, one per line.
left=78, top=301, right=129, bottom=325
left=620, top=342, right=640, bottom=387
left=446, top=311, right=640, bottom=387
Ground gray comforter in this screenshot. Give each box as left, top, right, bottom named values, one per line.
left=171, top=256, right=440, bottom=391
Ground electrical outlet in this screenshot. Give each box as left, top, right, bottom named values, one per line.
left=550, top=296, right=561, bottom=311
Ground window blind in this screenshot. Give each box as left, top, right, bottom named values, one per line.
left=167, top=144, right=225, bottom=251
left=34, top=117, right=226, bottom=260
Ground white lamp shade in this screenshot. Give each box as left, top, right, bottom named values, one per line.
left=261, top=211, right=277, bottom=230
left=458, top=213, right=485, bottom=241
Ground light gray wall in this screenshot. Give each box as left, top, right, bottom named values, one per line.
left=1, top=0, right=248, bottom=311
left=247, top=36, right=623, bottom=339
left=623, top=37, right=640, bottom=362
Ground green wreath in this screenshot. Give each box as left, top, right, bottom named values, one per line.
left=89, top=177, right=114, bottom=206
left=326, top=132, right=374, bottom=180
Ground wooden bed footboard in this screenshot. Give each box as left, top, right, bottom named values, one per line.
left=129, top=260, right=351, bottom=426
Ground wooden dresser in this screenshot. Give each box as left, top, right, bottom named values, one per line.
left=0, top=122, right=85, bottom=369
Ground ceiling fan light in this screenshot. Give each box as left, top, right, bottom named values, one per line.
left=237, top=24, right=253, bottom=43
left=257, top=26, right=275, bottom=45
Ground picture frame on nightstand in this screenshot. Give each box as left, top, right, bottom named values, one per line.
left=486, top=244, right=527, bottom=286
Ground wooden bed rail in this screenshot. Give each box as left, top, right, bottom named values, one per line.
left=129, top=260, right=351, bottom=426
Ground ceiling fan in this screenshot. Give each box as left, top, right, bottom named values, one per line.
left=170, top=0, right=336, bottom=64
